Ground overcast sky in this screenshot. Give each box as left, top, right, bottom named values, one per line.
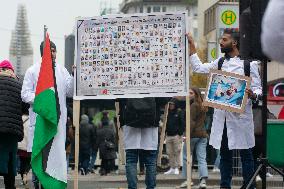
left=0, top=0, right=122, bottom=66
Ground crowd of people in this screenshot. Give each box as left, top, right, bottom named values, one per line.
left=1, top=0, right=282, bottom=186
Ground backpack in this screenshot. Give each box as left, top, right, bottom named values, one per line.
left=124, top=98, right=156, bottom=128
left=217, top=57, right=251, bottom=77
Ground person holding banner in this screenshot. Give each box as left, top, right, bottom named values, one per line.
left=21, top=40, right=74, bottom=189
left=186, top=29, right=262, bottom=189
left=119, top=98, right=162, bottom=189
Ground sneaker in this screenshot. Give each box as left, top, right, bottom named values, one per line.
left=164, top=168, right=174, bottom=175
left=256, top=175, right=262, bottom=182
left=80, top=168, right=85, bottom=175
left=199, top=178, right=207, bottom=189
left=174, top=168, right=179, bottom=175
left=212, top=167, right=220, bottom=173
left=22, top=174, right=27, bottom=185
left=179, top=181, right=194, bottom=188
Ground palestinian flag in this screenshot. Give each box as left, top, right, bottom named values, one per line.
left=32, top=34, right=66, bottom=189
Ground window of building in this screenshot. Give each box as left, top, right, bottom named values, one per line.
left=162, top=6, right=166, bottom=12
left=153, top=6, right=160, bottom=12
left=147, top=6, right=151, bottom=13
left=140, top=6, right=143, bottom=13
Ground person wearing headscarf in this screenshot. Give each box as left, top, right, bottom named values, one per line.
left=0, top=60, right=23, bottom=189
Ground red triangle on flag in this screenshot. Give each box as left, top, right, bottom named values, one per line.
left=35, top=33, right=55, bottom=96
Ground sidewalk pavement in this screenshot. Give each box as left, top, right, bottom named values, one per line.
left=0, top=169, right=283, bottom=189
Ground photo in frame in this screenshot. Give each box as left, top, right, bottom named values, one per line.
left=203, top=69, right=251, bottom=113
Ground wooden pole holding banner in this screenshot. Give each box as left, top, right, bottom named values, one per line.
left=157, top=103, right=169, bottom=167
left=185, top=96, right=191, bottom=189
left=73, top=100, right=80, bottom=189
left=115, top=102, right=125, bottom=166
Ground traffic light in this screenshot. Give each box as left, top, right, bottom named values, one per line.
left=239, top=0, right=268, bottom=60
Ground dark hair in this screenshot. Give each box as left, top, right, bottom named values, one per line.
left=190, top=87, right=208, bottom=113
left=223, top=28, right=240, bottom=50
left=40, top=40, right=56, bottom=57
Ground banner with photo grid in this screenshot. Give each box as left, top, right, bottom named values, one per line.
left=75, top=12, right=189, bottom=99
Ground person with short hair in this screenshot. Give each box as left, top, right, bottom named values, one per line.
left=21, top=40, right=73, bottom=189
left=186, top=29, right=262, bottom=189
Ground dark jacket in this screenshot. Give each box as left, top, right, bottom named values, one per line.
left=0, top=75, right=23, bottom=141
left=190, top=101, right=208, bottom=138
left=79, top=119, right=96, bottom=153
left=166, top=109, right=185, bottom=136
left=95, top=121, right=117, bottom=160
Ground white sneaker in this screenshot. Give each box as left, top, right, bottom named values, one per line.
left=266, top=172, right=273, bottom=177
left=174, top=168, right=179, bottom=175
left=179, top=181, right=194, bottom=188
left=212, top=167, right=220, bottom=173
left=164, top=168, right=174, bottom=175
left=199, top=178, right=207, bottom=189
left=256, top=175, right=262, bottom=182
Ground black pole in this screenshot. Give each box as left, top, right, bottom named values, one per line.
left=261, top=58, right=267, bottom=189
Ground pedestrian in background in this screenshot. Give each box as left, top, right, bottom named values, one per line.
left=18, top=110, right=31, bottom=186
left=95, top=111, right=117, bottom=176
left=0, top=60, right=23, bottom=189
left=179, top=87, right=208, bottom=188
left=79, top=114, right=96, bottom=175
left=164, top=99, right=184, bottom=175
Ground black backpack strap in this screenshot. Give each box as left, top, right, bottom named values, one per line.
left=243, top=59, right=251, bottom=77
left=218, top=57, right=225, bottom=70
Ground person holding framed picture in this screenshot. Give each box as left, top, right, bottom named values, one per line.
left=186, top=29, right=262, bottom=189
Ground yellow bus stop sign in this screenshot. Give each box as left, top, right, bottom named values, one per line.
left=221, top=10, right=236, bottom=26
left=211, top=48, right=216, bottom=59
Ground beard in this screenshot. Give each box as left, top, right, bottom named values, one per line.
left=221, top=46, right=233, bottom=54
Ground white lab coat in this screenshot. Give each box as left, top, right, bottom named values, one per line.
left=21, top=62, right=74, bottom=152
left=189, top=54, right=262, bottom=150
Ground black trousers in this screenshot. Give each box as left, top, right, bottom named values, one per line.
left=101, top=159, right=115, bottom=174
left=19, top=156, right=31, bottom=178
left=3, top=152, right=16, bottom=189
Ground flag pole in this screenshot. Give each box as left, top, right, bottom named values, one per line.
left=73, top=100, right=80, bottom=189
left=44, top=25, right=47, bottom=42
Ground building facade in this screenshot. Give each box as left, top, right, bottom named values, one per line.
left=119, top=0, right=198, bottom=39
left=9, top=4, right=33, bottom=78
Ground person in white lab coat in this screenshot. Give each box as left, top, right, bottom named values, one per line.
left=21, top=41, right=73, bottom=189
left=186, top=29, right=262, bottom=189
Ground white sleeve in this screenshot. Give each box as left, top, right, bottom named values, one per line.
left=189, top=53, right=218, bottom=74
left=21, top=67, right=35, bottom=104
left=64, top=68, right=74, bottom=98
left=250, top=61, right=262, bottom=97
left=261, top=0, right=284, bottom=63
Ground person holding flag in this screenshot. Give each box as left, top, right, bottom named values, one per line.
left=21, top=34, right=74, bottom=189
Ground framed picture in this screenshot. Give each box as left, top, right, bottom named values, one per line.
left=203, top=69, right=251, bottom=113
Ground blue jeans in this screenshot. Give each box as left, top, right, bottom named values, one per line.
left=220, top=126, right=255, bottom=189
left=79, top=151, right=90, bottom=174
left=182, top=138, right=208, bottom=179
left=88, top=149, right=98, bottom=170
left=214, top=149, right=220, bottom=168
left=125, top=149, right=157, bottom=189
